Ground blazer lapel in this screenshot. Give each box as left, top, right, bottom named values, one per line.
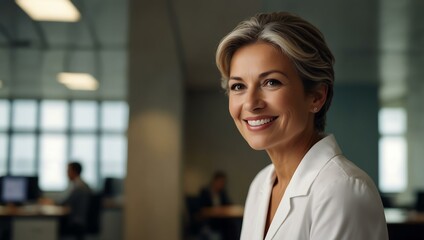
left=264, top=190, right=293, bottom=240
left=254, top=167, right=276, bottom=240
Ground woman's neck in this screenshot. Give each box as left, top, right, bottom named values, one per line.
left=266, top=130, right=322, bottom=187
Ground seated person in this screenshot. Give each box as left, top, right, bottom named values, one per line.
left=199, top=171, right=231, bottom=208
left=60, top=162, right=92, bottom=240
left=198, top=171, right=238, bottom=240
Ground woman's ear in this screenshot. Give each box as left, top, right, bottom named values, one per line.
left=310, top=83, right=328, bottom=113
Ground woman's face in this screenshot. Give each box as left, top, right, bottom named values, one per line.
left=228, top=42, right=316, bottom=151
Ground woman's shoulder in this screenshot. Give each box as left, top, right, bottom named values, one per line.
left=323, top=156, right=374, bottom=184
left=308, top=158, right=388, bottom=239
left=313, top=155, right=381, bottom=201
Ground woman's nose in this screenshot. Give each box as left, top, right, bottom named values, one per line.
left=244, top=89, right=265, bottom=112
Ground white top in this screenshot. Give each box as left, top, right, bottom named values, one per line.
left=241, top=134, right=388, bottom=240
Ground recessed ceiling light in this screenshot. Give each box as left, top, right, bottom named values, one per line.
left=16, top=0, right=81, bottom=22
left=57, top=72, right=98, bottom=91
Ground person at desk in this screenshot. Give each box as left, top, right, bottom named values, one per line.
left=198, top=171, right=239, bottom=240
left=215, top=12, right=388, bottom=239
left=61, top=161, right=92, bottom=240
left=199, top=171, right=231, bottom=208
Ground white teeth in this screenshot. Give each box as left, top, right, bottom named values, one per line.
left=247, top=118, right=274, bottom=126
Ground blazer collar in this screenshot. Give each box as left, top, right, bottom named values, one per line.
left=264, top=134, right=342, bottom=239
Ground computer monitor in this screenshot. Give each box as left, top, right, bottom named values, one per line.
left=0, top=176, right=40, bottom=204
left=1, top=176, right=28, bottom=203
left=103, top=177, right=124, bottom=198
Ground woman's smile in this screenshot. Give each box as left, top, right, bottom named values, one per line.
left=244, top=116, right=278, bottom=130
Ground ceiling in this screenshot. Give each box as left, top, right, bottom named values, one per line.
left=0, top=0, right=422, bottom=104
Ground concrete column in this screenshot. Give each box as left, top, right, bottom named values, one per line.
left=125, top=0, right=183, bottom=239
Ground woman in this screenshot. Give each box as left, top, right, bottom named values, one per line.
left=215, top=12, right=388, bottom=239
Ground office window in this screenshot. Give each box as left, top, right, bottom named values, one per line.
left=0, top=134, right=7, bottom=176
left=39, top=134, right=68, bottom=191
left=101, top=101, right=128, bottom=132
left=10, top=133, right=36, bottom=175
left=12, top=100, right=37, bottom=130
left=379, top=108, right=407, bottom=192
left=70, top=134, right=98, bottom=187
left=101, top=134, right=127, bottom=178
left=0, top=100, right=10, bottom=129
left=71, top=101, right=97, bottom=131
left=40, top=100, right=68, bottom=131
left=0, top=99, right=128, bottom=191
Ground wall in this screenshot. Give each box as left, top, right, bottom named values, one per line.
left=327, top=84, right=380, bottom=183
left=184, top=89, right=268, bottom=205
left=403, top=49, right=424, bottom=205
left=401, top=0, right=424, bottom=205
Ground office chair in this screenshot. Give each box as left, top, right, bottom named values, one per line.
left=415, top=191, right=424, bottom=212
left=86, top=193, right=102, bottom=235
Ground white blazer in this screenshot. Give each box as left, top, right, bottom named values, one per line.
left=241, top=135, right=388, bottom=240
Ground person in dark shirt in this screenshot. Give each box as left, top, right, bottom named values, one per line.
left=199, top=171, right=231, bottom=208
left=61, top=162, right=92, bottom=240
left=199, top=171, right=239, bottom=240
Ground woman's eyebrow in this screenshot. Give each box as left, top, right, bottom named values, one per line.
left=259, top=70, right=288, bottom=78
left=229, top=76, right=242, bottom=81
left=229, top=70, right=288, bottom=81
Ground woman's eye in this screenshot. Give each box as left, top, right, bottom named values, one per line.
left=264, top=79, right=282, bottom=87
left=230, top=83, right=245, bottom=91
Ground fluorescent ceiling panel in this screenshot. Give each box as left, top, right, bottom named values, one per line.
left=16, top=0, right=80, bottom=22
left=58, top=72, right=98, bottom=91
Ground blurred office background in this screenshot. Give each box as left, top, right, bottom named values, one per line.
left=0, top=0, right=423, bottom=239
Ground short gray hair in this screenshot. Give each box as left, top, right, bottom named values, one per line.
left=215, top=12, right=335, bottom=132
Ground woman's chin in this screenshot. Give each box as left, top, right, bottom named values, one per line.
left=246, top=141, right=268, bottom=151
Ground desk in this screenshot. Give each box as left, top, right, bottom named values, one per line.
left=385, top=208, right=424, bottom=240
left=0, top=204, right=68, bottom=217
left=0, top=205, right=68, bottom=240
left=200, top=205, right=244, bottom=219
left=100, top=199, right=124, bottom=240
left=198, top=205, right=243, bottom=240
left=385, top=208, right=424, bottom=223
